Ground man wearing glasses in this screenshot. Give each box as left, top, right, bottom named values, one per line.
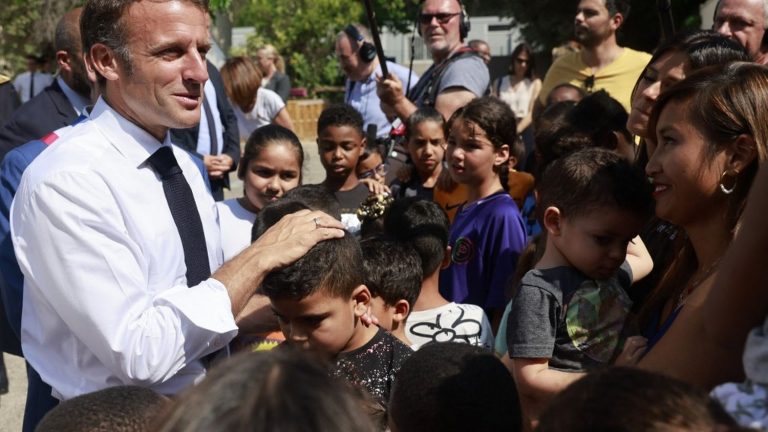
left=538, top=0, right=650, bottom=112
left=377, top=0, right=489, bottom=122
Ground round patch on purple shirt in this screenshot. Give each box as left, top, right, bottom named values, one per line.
left=452, top=236, right=475, bottom=264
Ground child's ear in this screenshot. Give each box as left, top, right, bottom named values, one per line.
left=507, top=155, right=518, bottom=170
left=494, top=144, right=510, bottom=168
left=351, top=285, right=371, bottom=317
left=359, top=136, right=367, bottom=156
left=542, top=206, right=563, bottom=236
left=392, top=299, right=410, bottom=324
left=441, top=246, right=452, bottom=269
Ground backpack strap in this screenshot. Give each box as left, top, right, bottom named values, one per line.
left=422, top=47, right=485, bottom=108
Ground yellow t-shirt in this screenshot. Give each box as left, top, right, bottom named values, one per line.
left=0, top=74, right=9, bottom=86
left=539, top=47, right=651, bottom=112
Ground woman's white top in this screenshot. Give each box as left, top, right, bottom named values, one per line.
left=233, top=87, right=285, bottom=141
left=497, top=76, right=537, bottom=119
left=216, top=198, right=257, bottom=261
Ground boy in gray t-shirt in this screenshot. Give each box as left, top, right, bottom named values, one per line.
left=506, top=149, right=654, bottom=423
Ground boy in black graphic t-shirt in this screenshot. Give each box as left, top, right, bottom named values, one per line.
left=315, top=104, right=370, bottom=234
left=262, top=222, right=412, bottom=409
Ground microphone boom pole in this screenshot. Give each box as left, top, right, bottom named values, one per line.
left=657, top=0, right=675, bottom=42
left=362, top=0, right=389, bottom=78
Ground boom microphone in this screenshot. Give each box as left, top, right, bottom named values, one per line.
left=367, top=124, right=378, bottom=147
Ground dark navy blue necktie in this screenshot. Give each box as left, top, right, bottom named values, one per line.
left=147, top=146, right=211, bottom=286
left=202, top=97, right=218, bottom=155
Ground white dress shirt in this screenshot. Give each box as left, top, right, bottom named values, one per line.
left=57, top=76, right=91, bottom=116
left=216, top=198, right=256, bottom=261
left=13, top=70, right=53, bottom=103
left=11, top=98, right=238, bottom=400
left=233, top=87, right=284, bottom=141
left=195, top=80, right=224, bottom=156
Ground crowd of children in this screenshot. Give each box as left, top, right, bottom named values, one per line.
left=25, top=27, right=768, bottom=432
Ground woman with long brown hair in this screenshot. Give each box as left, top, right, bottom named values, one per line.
left=624, top=32, right=749, bottom=317
left=631, top=62, right=768, bottom=388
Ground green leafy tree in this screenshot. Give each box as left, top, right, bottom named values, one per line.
left=0, top=0, right=83, bottom=74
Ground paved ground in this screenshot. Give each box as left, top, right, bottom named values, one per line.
left=0, top=139, right=325, bottom=431
left=0, top=354, right=25, bottom=431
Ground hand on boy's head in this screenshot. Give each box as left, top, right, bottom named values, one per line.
left=251, top=210, right=345, bottom=272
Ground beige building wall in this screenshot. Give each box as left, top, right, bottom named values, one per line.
left=700, top=0, right=718, bottom=30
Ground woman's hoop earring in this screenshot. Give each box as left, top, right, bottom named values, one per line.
left=719, top=171, right=737, bottom=195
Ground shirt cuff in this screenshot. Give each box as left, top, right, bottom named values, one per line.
left=154, top=278, right=238, bottom=336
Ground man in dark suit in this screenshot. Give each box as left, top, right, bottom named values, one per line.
left=171, top=61, right=240, bottom=201
left=0, top=8, right=91, bottom=162
left=0, top=74, right=20, bottom=127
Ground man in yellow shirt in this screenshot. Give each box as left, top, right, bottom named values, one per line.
left=539, top=0, right=650, bottom=112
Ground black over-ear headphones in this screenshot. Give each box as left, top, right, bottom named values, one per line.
left=416, top=0, right=470, bottom=40
left=344, top=25, right=377, bottom=63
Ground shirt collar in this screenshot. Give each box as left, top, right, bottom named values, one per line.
left=57, top=76, right=90, bottom=116
left=89, top=97, right=172, bottom=168
left=357, top=63, right=383, bottom=85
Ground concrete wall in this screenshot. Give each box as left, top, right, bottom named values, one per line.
left=700, top=0, right=718, bottom=30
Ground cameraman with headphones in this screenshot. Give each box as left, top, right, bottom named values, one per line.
left=336, top=24, right=418, bottom=139
left=376, top=0, right=489, bottom=122
left=714, top=0, right=768, bottom=65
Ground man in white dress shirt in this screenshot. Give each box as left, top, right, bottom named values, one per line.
left=13, top=55, right=53, bottom=104
left=10, top=0, right=344, bottom=401
left=335, top=24, right=418, bottom=139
